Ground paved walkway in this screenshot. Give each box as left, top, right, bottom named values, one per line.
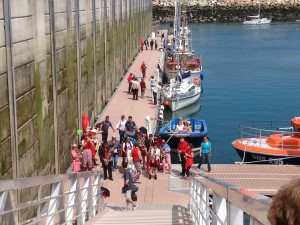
left=94, top=32, right=166, bottom=137
left=88, top=30, right=193, bottom=224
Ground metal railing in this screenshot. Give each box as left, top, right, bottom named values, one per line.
left=237, top=120, right=300, bottom=149
left=190, top=175, right=272, bottom=225
left=0, top=171, right=104, bottom=225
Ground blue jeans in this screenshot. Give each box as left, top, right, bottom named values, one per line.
left=112, top=153, right=118, bottom=170
left=197, top=153, right=211, bottom=172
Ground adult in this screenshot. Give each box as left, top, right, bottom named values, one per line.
left=177, top=136, right=188, bottom=177
left=122, top=137, right=133, bottom=163
left=131, top=142, right=143, bottom=182
left=131, top=77, right=139, bottom=100
left=81, top=135, right=93, bottom=171
left=140, top=61, right=147, bottom=78
left=149, top=75, right=156, bottom=90
left=140, top=78, right=146, bottom=99
left=133, top=126, right=143, bottom=140
left=127, top=72, right=133, bottom=93
left=108, top=135, right=121, bottom=171
left=152, top=82, right=162, bottom=105
left=88, top=129, right=98, bottom=166
left=145, top=134, right=155, bottom=173
left=155, top=40, right=158, bottom=50
left=184, top=121, right=192, bottom=132
left=175, top=120, right=185, bottom=132
left=160, top=139, right=173, bottom=175
left=99, top=141, right=113, bottom=180
left=137, top=133, right=147, bottom=168
left=122, top=161, right=139, bottom=211
left=185, top=143, right=194, bottom=180
left=125, top=116, right=136, bottom=132
left=115, top=115, right=127, bottom=142
left=150, top=39, right=154, bottom=50
left=144, top=39, right=149, bottom=50
left=71, top=144, right=81, bottom=172
left=267, top=177, right=300, bottom=225
left=97, top=116, right=115, bottom=143
left=197, top=136, right=212, bottom=172
left=140, top=38, right=144, bottom=52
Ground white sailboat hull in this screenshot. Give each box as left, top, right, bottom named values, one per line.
left=170, top=90, right=201, bottom=111
left=243, top=18, right=271, bottom=25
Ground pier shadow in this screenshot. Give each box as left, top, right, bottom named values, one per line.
left=172, top=205, right=193, bottom=225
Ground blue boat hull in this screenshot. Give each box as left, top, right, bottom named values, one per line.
left=158, top=118, right=208, bottom=152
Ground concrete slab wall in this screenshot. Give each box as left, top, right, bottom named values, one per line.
left=0, top=0, right=153, bottom=179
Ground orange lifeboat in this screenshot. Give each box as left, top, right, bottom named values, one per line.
left=232, top=117, right=300, bottom=165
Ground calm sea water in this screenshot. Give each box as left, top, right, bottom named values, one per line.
left=161, top=22, right=300, bottom=164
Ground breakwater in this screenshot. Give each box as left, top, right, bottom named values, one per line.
left=153, top=0, right=300, bottom=22
left=0, top=0, right=152, bottom=180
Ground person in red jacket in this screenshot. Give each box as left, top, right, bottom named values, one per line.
left=177, top=136, right=188, bottom=177
left=131, top=142, right=142, bottom=183
left=185, top=143, right=194, bottom=180
left=127, top=72, right=133, bottom=93
left=140, top=62, right=147, bottom=78
left=140, top=78, right=146, bottom=98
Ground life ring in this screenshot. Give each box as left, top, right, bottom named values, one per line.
left=193, top=77, right=200, bottom=85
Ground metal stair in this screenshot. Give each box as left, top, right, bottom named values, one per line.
left=86, top=204, right=193, bottom=225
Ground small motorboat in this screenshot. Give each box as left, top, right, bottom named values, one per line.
left=158, top=118, right=208, bottom=153
left=232, top=117, right=300, bottom=165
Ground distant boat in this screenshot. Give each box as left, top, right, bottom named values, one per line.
left=243, top=1, right=271, bottom=25
left=296, top=19, right=300, bottom=22
left=232, top=117, right=300, bottom=165
left=158, top=118, right=208, bottom=153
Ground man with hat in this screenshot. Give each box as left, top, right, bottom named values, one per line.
left=134, top=126, right=142, bottom=140
left=108, top=135, right=121, bottom=171
left=177, top=136, right=188, bottom=177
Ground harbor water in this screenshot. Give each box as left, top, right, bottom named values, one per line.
left=161, top=22, right=300, bottom=164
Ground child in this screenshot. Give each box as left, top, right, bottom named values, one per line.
left=149, top=144, right=160, bottom=180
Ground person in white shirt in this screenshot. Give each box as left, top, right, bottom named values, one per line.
left=152, top=82, right=162, bottom=105
left=175, top=120, right=185, bottom=132
left=116, top=115, right=127, bottom=142
left=149, top=144, right=160, bottom=180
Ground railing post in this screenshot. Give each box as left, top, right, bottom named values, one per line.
left=212, top=193, right=227, bottom=224
left=66, top=179, right=78, bottom=225
left=46, top=182, right=61, bottom=225
left=229, top=203, right=244, bottom=225
left=0, top=191, right=17, bottom=225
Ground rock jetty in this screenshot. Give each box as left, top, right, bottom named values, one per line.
left=153, top=0, right=300, bottom=22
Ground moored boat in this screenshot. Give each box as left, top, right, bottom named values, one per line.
left=158, top=117, right=208, bottom=153
left=160, top=75, right=201, bottom=112
left=232, top=117, right=300, bottom=165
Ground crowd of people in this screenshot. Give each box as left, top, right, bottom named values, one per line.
left=70, top=115, right=213, bottom=179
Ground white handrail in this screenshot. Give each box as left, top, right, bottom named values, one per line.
left=0, top=171, right=104, bottom=225
left=190, top=175, right=272, bottom=225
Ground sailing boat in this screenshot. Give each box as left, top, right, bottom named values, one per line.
left=165, top=0, right=202, bottom=80
left=161, top=0, right=201, bottom=112
left=243, top=1, right=271, bottom=25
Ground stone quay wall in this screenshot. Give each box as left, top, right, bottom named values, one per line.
left=153, top=0, right=300, bottom=22
left=0, top=0, right=152, bottom=180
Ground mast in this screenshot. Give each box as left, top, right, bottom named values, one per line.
left=258, top=0, right=261, bottom=18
